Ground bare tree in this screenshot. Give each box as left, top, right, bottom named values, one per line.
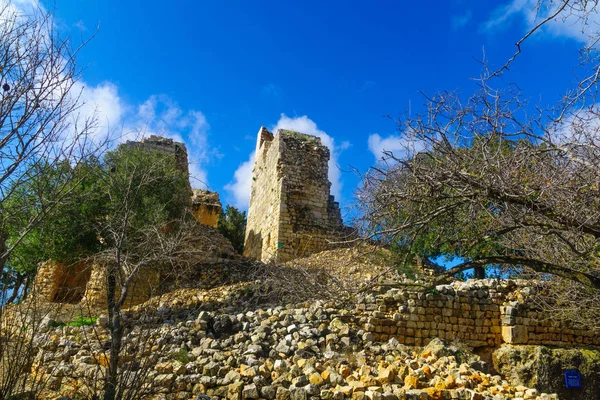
left=355, top=1, right=600, bottom=330
left=0, top=3, right=104, bottom=398
left=0, top=1, right=99, bottom=283
left=88, top=146, right=214, bottom=400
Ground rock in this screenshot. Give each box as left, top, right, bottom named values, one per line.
left=242, top=383, right=260, bottom=399
left=307, top=372, right=323, bottom=385
left=155, top=374, right=174, bottom=388
left=339, top=364, right=351, bottom=378
left=261, top=385, right=277, bottom=400
left=203, top=361, right=220, bottom=376
left=211, top=315, right=234, bottom=337
left=404, top=374, right=419, bottom=390
left=275, top=341, right=291, bottom=355
left=501, top=325, right=528, bottom=344
left=245, top=344, right=263, bottom=355
left=290, top=387, right=307, bottom=400
left=276, top=386, right=291, bottom=400
left=493, top=345, right=600, bottom=400
left=228, top=381, right=244, bottom=400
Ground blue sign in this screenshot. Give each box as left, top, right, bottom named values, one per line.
left=564, top=369, right=582, bottom=389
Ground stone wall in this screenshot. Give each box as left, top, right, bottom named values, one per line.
left=31, top=134, right=238, bottom=310
left=124, top=135, right=190, bottom=175
left=32, top=225, right=237, bottom=311
left=80, top=265, right=161, bottom=309
left=358, top=279, right=600, bottom=348
left=191, top=189, right=221, bottom=228
left=244, top=127, right=344, bottom=263
left=32, top=261, right=92, bottom=304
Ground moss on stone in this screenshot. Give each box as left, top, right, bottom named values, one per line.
left=279, top=129, right=320, bottom=143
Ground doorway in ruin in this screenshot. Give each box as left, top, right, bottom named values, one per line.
left=33, top=261, right=92, bottom=304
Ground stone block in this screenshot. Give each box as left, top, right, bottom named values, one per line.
left=502, top=325, right=528, bottom=344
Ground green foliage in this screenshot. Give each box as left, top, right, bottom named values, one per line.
left=218, top=205, right=247, bottom=254
left=50, top=316, right=97, bottom=328
left=171, top=347, right=193, bottom=363
left=104, top=147, right=189, bottom=227
left=68, top=316, right=97, bottom=327
left=2, top=146, right=191, bottom=294
left=1, top=158, right=105, bottom=301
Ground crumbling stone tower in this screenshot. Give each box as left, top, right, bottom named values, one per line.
left=244, top=127, right=343, bottom=263
left=32, top=135, right=229, bottom=309
left=125, top=135, right=222, bottom=227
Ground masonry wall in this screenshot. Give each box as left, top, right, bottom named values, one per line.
left=244, top=127, right=284, bottom=262
left=124, top=135, right=190, bottom=175
left=244, top=127, right=344, bottom=263
left=358, top=280, right=600, bottom=348
left=191, top=189, right=222, bottom=228
left=33, top=261, right=91, bottom=304
left=80, top=265, right=160, bottom=309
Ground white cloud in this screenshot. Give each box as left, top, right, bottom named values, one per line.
left=226, top=114, right=348, bottom=209
left=0, top=0, right=215, bottom=188
left=484, top=0, right=600, bottom=44
left=452, top=10, right=472, bottom=30
left=224, top=152, right=255, bottom=209
left=125, top=95, right=213, bottom=188
left=75, top=81, right=124, bottom=135
left=547, top=105, right=600, bottom=147
left=66, top=87, right=214, bottom=189
left=368, top=133, right=425, bottom=161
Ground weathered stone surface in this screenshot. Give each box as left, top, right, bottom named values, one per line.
left=192, top=189, right=222, bottom=227
left=244, top=127, right=345, bottom=263
left=502, top=326, right=529, bottom=344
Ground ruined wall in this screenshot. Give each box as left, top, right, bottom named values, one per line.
left=124, top=135, right=190, bottom=175
left=244, top=127, right=344, bottom=263
left=33, top=222, right=238, bottom=310
left=80, top=265, right=161, bottom=309
left=244, top=127, right=284, bottom=262
left=31, top=135, right=240, bottom=310
left=191, top=189, right=221, bottom=228
left=359, top=280, right=600, bottom=348
left=33, top=261, right=92, bottom=304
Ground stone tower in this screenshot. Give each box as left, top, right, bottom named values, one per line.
left=244, top=127, right=343, bottom=263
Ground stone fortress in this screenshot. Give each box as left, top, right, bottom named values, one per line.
left=32, top=135, right=230, bottom=308
left=244, top=127, right=345, bottom=263
left=24, top=129, right=600, bottom=400
left=28, top=129, right=600, bottom=351
left=32, top=127, right=349, bottom=308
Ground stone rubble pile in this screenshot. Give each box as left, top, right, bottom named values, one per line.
left=33, top=290, right=558, bottom=400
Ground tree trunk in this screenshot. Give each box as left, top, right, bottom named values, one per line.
left=5, top=272, right=23, bottom=304
left=21, top=274, right=32, bottom=300
left=104, top=264, right=121, bottom=400
left=473, top=265, right=485, bottom=279
left=0, top=233, right=7, bottom=284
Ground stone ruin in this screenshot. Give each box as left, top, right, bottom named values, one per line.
left=244, top=127, right=345, bottom=264
left=192, top=189, right=222, bottom=228
left=124, top=135, right=190, bottom=177
left=125, top=136, right=222, bottom=227
left=32, top=136, right=230, bottom=309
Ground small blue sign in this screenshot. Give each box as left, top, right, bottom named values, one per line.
left=564, top=369, right=582, bottom=389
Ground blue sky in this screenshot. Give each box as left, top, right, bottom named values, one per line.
left=13, top=0, right=594, bottom=213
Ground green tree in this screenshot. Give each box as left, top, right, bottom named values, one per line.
left=2, top=158, right=105, bottom=302
left=218, top=205, right=247, bottom=254
left=4, top=144, right=203, bottom=399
